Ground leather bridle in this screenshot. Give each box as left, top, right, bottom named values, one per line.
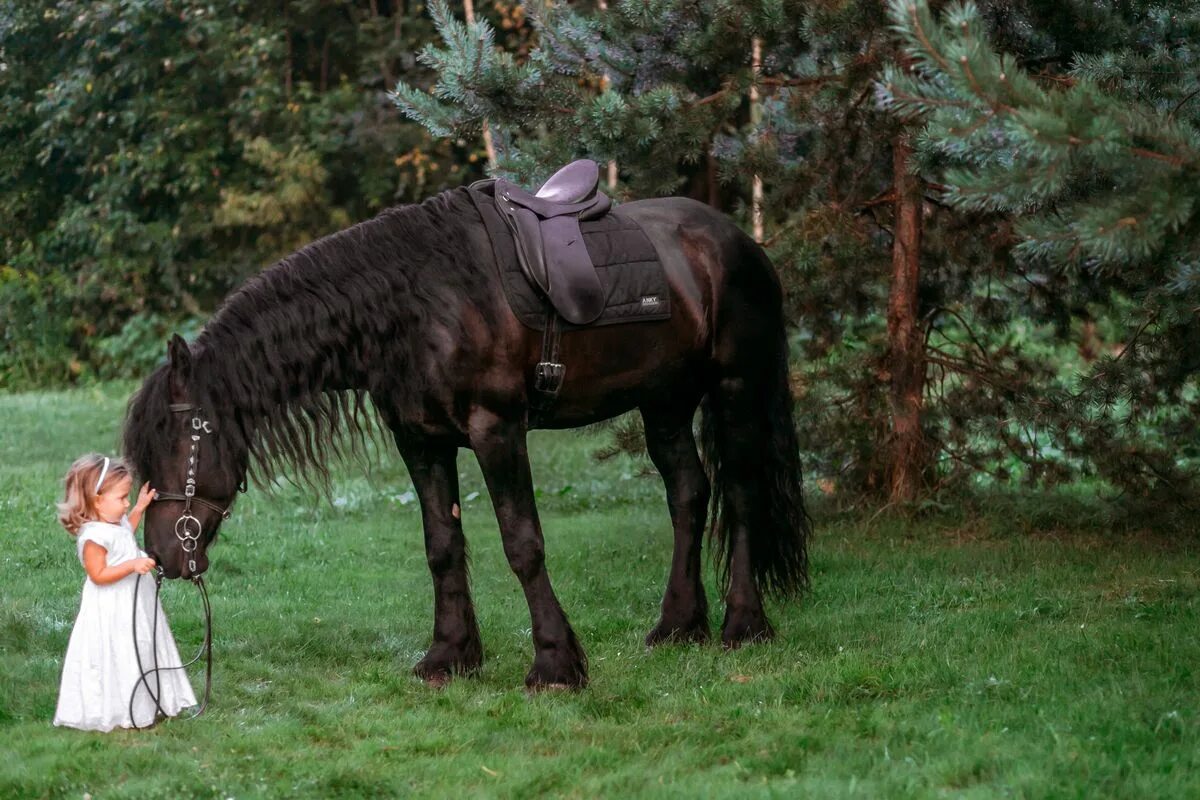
left=152, top=402, right=233, bottom=575
left=127, top=400, right=234, bottom=727
left=126, top=398, right=231, bottom=724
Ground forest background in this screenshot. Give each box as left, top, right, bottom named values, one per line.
left=3, top=0, right=1199, bottom=514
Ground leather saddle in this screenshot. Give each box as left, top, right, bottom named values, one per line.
left=493, top=160, right=612, bottom=325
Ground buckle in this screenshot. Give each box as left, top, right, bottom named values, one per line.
left=535, top=362, right=566, bottom=394
left=185, top=484, right=196, bottom=497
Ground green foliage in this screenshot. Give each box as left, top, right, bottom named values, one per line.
left=881, top=0, right=1200, bottom=505
left=0, top=267, right=75, bottom=387
left=395, top=0, right=787, bottom=193
left=0, top=0, right=476, bottom=389
left=92, top=312, right=204, bottom=380
left=882, top=0, right=1200, bottom=265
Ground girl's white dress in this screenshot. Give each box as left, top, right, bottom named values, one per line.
left=53, top=516, right=197, bottom=731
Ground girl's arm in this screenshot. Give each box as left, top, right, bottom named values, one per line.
left=82, top=542, right=156, bottom=585
left=126, top=483, right=157, bottom=532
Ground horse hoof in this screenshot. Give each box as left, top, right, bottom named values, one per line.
left=413, top=640, right=483, bottom=684
left=422, top=672, right=452, bottom=689
left=526, top=681, right=576, bottom=694
left=645, top=620, right=709, bottom=647
left=720, top=611, right=775, bottom=649
left=524, top=654, right=588, bottom=690
left=525, top=670, right=588, bottom=690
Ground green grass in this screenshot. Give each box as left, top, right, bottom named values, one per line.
left=1, top=385, right=1198, bottom=798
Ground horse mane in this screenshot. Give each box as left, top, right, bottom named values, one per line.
left=124, top=188, right=493, bottom=491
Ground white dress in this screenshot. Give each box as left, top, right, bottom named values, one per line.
left=53, top=516, right=198, bottom=731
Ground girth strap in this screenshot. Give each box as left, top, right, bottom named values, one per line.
left=531, top=311, right=566, bottom=425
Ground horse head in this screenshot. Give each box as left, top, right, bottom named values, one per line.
left=124, top=335, right=245, bottom=579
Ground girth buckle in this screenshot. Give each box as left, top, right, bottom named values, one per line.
left=535, top=362, right=566, bottom=396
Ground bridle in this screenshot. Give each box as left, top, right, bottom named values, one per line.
left=127, top=401, right=236, bottom=728
left=152, top=402, right=234, bottom=576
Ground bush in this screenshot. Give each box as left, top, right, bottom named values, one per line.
left=92, top=313, right=203, bottom=380
left=0, top=267, right=75, bottom=390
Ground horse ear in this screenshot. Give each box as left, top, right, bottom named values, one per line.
left=167, top=334, right=192, bottom=398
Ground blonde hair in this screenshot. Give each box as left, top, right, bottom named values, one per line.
left=57, top=454, right=133, bottom=535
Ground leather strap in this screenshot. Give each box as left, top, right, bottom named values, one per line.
left=531, top=311, right=566, bottom=425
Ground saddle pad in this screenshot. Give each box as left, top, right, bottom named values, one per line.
left=465, top=183, right=672, bottom=331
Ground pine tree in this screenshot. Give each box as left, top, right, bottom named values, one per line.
left=880, top=0, right=1200, bottom=509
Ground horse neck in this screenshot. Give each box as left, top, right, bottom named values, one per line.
left=188, top=265, right=388, bottom=484
left=202, top=309, right=347, bottom=401
left=192, top=253, right=382, bottom=427
left=188, top=198, right=468, bottom=462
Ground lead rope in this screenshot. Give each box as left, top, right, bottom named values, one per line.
left=129, top=571, right=213, bottom=730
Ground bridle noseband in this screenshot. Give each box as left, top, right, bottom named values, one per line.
left=153, top=402, right=234, bottom=575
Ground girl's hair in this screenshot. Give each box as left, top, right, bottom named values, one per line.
left=58, top=454, right=132, bottom=535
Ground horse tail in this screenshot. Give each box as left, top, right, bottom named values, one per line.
left=699, top=243, right=810, bottom=600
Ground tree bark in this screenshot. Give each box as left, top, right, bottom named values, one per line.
left=886, top=133, right=926, bottom=503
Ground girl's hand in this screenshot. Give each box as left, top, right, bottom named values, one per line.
left=134, top=483, right=157, bottom=512
left=131, top=557, right=157, bottom=575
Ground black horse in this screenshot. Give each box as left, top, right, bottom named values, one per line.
left=123, top=177, right=809, bottom=689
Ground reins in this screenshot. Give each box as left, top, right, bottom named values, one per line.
left=128, top=571, right=213, bottom=730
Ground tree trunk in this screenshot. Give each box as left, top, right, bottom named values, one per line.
left=886, top=133, right=926, bottom=503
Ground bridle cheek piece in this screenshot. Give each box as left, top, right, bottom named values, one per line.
left=154, top=403, right=233, bottom=575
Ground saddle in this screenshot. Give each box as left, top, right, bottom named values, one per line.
left=494, top=160, right=612, bottom=325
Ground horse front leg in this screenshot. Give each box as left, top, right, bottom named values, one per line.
left=469, top=410, right=588, bottom=689
left=399, top=439, right=483, bottom=685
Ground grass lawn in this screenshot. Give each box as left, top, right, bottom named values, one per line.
left=1, top=384, right=1198, bottom=798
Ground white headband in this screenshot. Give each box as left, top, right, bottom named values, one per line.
left=94, top=457, right=110, bottom=494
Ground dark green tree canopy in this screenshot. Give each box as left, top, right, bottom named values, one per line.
left=0, top=0, right=470, bottom=387
left=881, top=0, right=1200, bottom=508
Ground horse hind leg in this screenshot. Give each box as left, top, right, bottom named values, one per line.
left=702, top=277, right=810, bottom=647
left=703, top=378, right=775, bottom=647
left=399, top=439, right=484, bottom=685
left=641, top=405, right=710, bottom=646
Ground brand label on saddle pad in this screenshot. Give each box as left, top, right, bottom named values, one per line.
left=466, top=183, right=672, bottom=331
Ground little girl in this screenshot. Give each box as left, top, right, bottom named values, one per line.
left=53, top=453, right=197, bottom=731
